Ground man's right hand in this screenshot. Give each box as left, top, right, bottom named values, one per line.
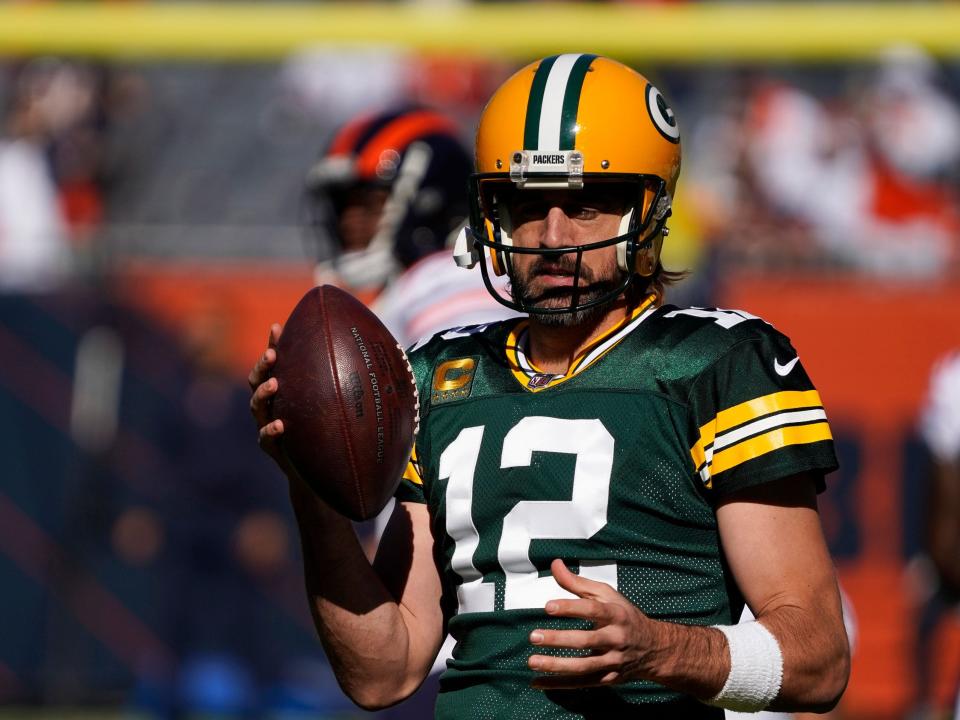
left=248, top=323, right=295, bottom=475
left=248, top=328, right=444, bottom=711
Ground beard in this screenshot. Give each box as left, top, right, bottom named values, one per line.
left=508, top=254, right=627, bottom=327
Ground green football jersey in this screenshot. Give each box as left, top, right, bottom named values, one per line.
left=395, top=297, right=838, bottom=719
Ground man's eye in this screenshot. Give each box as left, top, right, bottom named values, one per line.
left=569, top=206, right=598, bottom=220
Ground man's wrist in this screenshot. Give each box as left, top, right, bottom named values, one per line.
left=705, top=621, right=783, bottom=712
left=637, top=619, right=730, bottom=698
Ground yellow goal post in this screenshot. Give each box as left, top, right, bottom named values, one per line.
left=0, top=2, right=958, bottom=63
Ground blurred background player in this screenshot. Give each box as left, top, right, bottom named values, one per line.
left=912, top=350, right=960, bottom=720
left=303, top=105, right=517, bottom=347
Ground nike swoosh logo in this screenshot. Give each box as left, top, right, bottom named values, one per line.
left=774, top=356, right=800, bottom=376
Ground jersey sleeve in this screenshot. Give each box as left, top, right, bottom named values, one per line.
left=394, top=442, right=427, bottom=504
left=686, top=330, right=839, bottom=498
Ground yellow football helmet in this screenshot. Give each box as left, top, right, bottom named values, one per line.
left=455, top=54, right=681, bottom=315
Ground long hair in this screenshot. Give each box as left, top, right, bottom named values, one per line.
left=627, top=263, right=689, bottom=307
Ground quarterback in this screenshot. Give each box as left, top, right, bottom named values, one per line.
left=250, top=55, right=850, bottom=717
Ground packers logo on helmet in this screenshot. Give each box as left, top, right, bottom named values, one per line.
left=454, top=54, right=682, bottom=315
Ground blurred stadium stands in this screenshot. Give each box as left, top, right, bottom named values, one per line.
left=1, top=3, right=959, bottom=718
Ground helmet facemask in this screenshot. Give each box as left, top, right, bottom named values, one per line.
left=460, top=173, right=672, bottom=317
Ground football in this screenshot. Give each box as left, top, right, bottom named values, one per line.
left=271, top=285, right=419, bottom=521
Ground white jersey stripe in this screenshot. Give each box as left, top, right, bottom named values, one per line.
left=701, top=409, right=829, bottom=475
left=713, top=408, right=828, bottom=453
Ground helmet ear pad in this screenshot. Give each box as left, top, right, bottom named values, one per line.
left=619, top=184, right=671, bottom=278
left=615, top=206, right=661, bottom=278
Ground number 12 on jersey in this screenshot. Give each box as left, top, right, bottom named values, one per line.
left=439, top=416, right=618, bottom=614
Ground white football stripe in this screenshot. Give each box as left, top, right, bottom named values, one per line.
left=538, top=54, right=582, bottom=151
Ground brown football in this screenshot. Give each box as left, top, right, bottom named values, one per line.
left=271, top=285, right=419, bottom=521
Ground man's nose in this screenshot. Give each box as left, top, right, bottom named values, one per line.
left=541, top=206, right=573, bottom=248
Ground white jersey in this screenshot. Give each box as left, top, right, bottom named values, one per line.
left=372, top=250, right=519, bottom=349
left=921, top=351, right=960, bottom=462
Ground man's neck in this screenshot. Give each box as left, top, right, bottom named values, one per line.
left=525, top=298, right=632, bottom=375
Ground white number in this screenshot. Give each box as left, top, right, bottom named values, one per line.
left=663, top=307, right=761, bottom=329
left=412, top=324, right=493, bottom=352
left=439, top=417, right=617, bottom=614
left=441, top=426, right=496, bottom=614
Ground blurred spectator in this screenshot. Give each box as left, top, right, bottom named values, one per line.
left=911, top=351, right=960, bottom=720
left=0, top=58, right=134, bottom=291
left=0, top=60, right=74, bottom=291
left=687, top=47, right=960, bottom=278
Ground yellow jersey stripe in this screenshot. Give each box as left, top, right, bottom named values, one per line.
left=568, top=295, right=655, bottom=374
left=505, top=295, right=656, bottom=392
left=402, top=444, right=423, bottom=485
left=710, top=422, right=833, bottom=477
left=711, top=389, right=823, bottom=436
left=690, top=389, right=824, bottom=470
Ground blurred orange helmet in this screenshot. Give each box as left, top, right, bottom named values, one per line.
left=306, top=106, right=473, bottom=291
left=456, top=54, right=681, bottom=315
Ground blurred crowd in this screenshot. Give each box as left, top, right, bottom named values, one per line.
left=1, top=45, right=959, bottom=719
left=686, top=45, right=960, bottom=281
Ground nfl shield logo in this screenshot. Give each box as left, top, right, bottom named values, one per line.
left=527, top=373, right=553, bottom=389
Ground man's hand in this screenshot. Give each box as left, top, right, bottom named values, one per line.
left=527, top=559, right=662, bottom=689
left=248, top=323, right=294, bottom=474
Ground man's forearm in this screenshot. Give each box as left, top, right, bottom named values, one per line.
left=288, top=477, right=420, bottom=708
left=756, top=604, right=849, bottom=712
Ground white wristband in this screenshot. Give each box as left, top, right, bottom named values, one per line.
left=706, top=621, right=784, bottom=712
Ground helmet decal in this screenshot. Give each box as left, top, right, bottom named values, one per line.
left=523, top=54, right=598, bottom=151
left=645, top=83, right=680, bottom=143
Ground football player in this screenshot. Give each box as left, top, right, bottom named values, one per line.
left=304, top=104, right=517, bottom=343
left=305, top=106, right=471, bottom=295
left=251, top=55, right=850, bottom=717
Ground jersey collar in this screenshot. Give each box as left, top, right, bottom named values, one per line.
left=505, top=294, right=657, bottom=392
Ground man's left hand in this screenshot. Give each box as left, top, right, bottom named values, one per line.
left=527, top=558, right=661, bottom=689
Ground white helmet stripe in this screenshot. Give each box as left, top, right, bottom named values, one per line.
left=537, top=54, right=584, bottom=151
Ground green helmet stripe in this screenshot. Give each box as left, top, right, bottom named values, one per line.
left=523, top=55, right=558, bottom=150
left=559, top=53, right=597, bottom=150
